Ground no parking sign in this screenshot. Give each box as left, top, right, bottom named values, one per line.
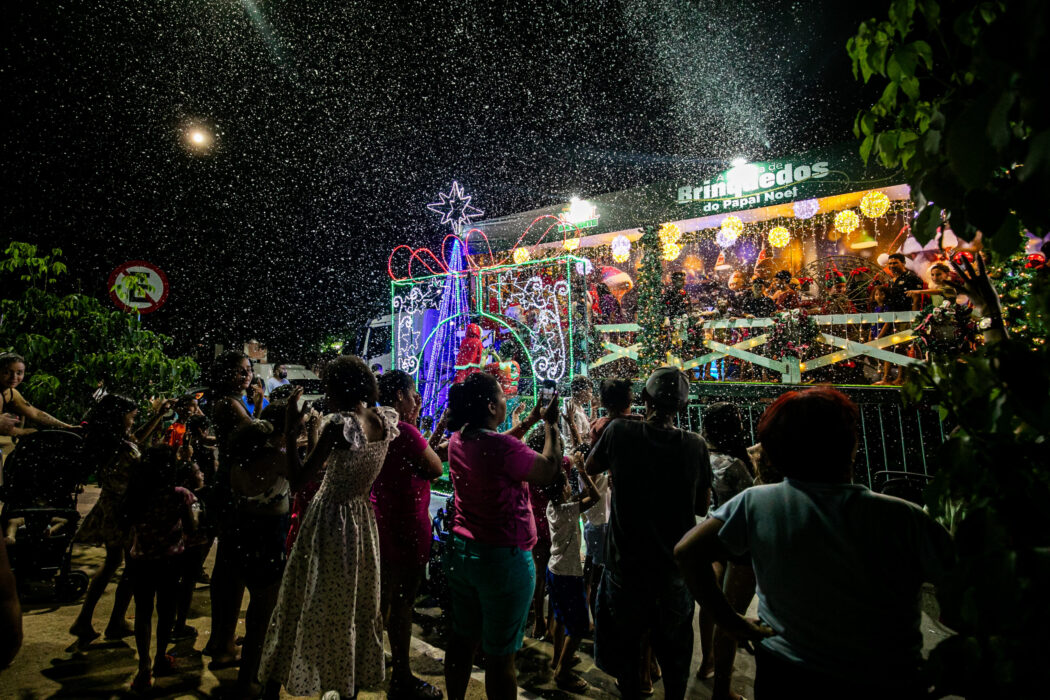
left=108, top=260, right=169, bottom=314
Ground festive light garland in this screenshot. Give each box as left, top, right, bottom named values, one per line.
left=860, top=190, right=890, bottom=218
left=768, top=226, right=791, bottom=248
left=834, top=209, right=860, bottom=234
left=612, top=234, right=631, bottom=263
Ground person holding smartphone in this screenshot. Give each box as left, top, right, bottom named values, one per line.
left=443, top=373, right=563, bottom=700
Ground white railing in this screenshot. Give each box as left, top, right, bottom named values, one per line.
left=591, top=311, right=921, bottom=383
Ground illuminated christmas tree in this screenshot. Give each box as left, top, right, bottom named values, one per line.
left=636, top=225, right=665, bottom=375
left=990, top=249, right=1048, bottom=342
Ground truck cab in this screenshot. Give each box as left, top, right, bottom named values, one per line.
left=358, top=314, right=392, bottom=374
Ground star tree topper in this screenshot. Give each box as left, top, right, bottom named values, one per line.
left=427, top=181, right=484, bottom=232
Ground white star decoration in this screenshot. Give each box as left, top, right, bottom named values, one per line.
left=427, top=181, right=484, bottom=230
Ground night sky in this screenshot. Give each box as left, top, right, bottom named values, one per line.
left=3, top=0, right=883, bottom=361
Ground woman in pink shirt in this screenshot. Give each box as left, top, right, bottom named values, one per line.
left=372, top=371, right=445, bottom=699
left=443, top=372, right=563, bottom=700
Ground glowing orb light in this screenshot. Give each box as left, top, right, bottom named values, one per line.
left=661, top=242, right=682, bottom=261
left=658, top=222, right=681, bottom=245
left=860, top=191, right=890, bottom=218
left=575, top=258, right=593, bottom=276
left=834, top=210, right=860, bottom=234
left=612, top=234, right=631, bottom=263
left=563, top=236, right=581, bottom=252
left=793, top=198, right=819, bottom=219
left=768, top=226, right=791, bottom=248
left=717, top=216, right=743, bottom=248
left=513, top=248, right=530, bottom=264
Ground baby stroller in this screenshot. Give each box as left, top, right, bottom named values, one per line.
left=0, top=430, right=90, bottom=601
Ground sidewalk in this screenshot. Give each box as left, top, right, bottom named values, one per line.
left=3, top=486, right=956, bottom=698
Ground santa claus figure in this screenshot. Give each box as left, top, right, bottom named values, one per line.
left=453, top=323, right=485, bottom=384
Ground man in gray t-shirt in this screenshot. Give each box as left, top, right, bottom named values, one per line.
left=675, top=387, right=954, bottom=699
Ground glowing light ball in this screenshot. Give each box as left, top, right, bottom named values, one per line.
left=562, top=236, right=581, bottom=252
left=721, top=215, right=743, bottom=237
left=876, top=253, right=890, bottom=267
left=658, top=222, right=682, bottom=245
left=513, top=247, right=530, bottom=264
left=793, top=198, right=819, bottom=219
left=860, top=191, right=890, bottom=218
left=715, top=228, right=738, bottom=248
left=661, top=242, right=682, bottom=261
left=611, top=234, right=631, bottom=263
left=575, top=258, right=593, bottom=276
left=768, top=226, right=791, bottom=248
left=834, top=210, right=860, bottom=234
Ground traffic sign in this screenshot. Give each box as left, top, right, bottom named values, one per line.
left=108, top=260, right=169, bottom=314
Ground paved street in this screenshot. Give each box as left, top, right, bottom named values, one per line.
left=3, top=486, right=955, bottom=699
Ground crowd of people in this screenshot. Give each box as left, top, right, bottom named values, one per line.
left=0, top=255, right=1005, bottom=699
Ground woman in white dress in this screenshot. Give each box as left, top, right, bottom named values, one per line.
left=259, top=356, right=397, bottom=698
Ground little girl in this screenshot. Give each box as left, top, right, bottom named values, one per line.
left=121, top=447, right=197, bottom=693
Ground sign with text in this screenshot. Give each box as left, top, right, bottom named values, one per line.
left=108, top=260, right=169, bottom=314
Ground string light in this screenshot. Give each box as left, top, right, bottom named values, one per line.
left=794, top=198, right=819, bottom=219
left=834, top=210, right=860, bottom=234
left=513, top=247, right=531, bottom=264
left=768, top=226, right=791, bottom=248
left=860, top=191, right=890, bottom=218
left=612, top=234, right=631, bottom=263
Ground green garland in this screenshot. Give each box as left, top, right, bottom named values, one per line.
left=636, top=225, right=665, bottom=375
left=766, top=309, right=819, bottom=359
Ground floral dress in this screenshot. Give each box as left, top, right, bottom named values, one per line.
left=259, top=407, right=399, bottom=696
left=75, top=441, right=139, bottom=548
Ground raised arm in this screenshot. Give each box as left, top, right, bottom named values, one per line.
left=576, top=461, right=600, bottom=511
left=134, top=398, right=175, bottom=444
left=4, top=390, right=73, bottom=431
left=522, top=393, right=564, bottom=485
left=505, top=398, right=541, bottom=440
left=429, top=408, right=450, bottom=461
left=563, top=400, right=583, bottom=448
left=283, top=387, right=340, bottom=491
left=948, top=254, right=1008, bottom=344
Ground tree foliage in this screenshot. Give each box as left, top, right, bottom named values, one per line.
left=849, top=2, right=1050, bottom=696
left=0, top=242, right=199, bottom=422
left=902, top=271, right=1050, bottom=698
left=846, top=0, right=1049, bottom=257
